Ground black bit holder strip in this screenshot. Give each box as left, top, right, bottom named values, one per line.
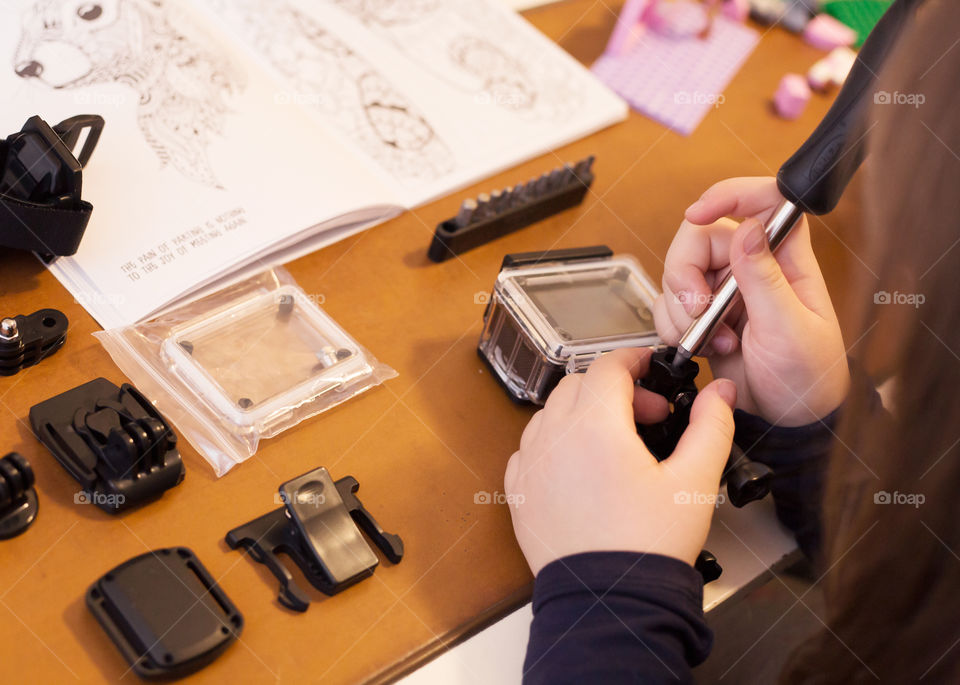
left=29, top=378, right=185, bottom=513
left=226, top=466, right=403, bottom=612
left=0, top=452, right=38, bottom=539
left=0, top=308, right=68, bottom=376
left=428, top=156, right=596, bottom=262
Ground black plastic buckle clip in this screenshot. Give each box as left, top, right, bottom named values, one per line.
left=0, top=308, right=68, bottom=376
left=0, top=453, right=39, bottom=539
left=1, top=114, right=103, bottom=207
left=29, top=378, right=185, bottom=513
left=0, top=114, right=104, bottom=256
left=227, top=467, right=404, bottom=612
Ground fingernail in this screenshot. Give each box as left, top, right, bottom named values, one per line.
left=716, top=379, right=737, bottom=407
left=712, top=333, right=734, bottom=355
left=743, top=221, right=767, bottom=256
left=677, top=290, right=697, bottom=315
left=685, top=199, right=705, bottom=215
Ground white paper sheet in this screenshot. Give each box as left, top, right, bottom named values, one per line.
left=2, top=0, right=626, bottom=327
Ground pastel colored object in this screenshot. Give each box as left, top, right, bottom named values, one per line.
left=807, top=58, right=835, bottom=91
left=780, top=1, right=813, bottom=33
left=722, top=0, right=750, bottom=22
left=649, top=0, right=709, bottom=39
left=774, top=73, right=811, bottom=119
left=592, top=16, right=759, bottom=135
left=605, top=0, right=653, bottom=56
left=807, top=46, right=857, bottom=91
left=827, top=46, right=857, bottom=80
left=749, top=0, right=785, bottom=26
left=803, top=14, right=857, bottom=50
left=824, top=0, right=892, bottom=47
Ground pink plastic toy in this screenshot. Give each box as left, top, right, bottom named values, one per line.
left=803, top=14, right=857, bottom=50
left=722, top=0, right=750, bottom=23
left=649, top=0, right=709, bottom=39
left=774, top=73, right=811, bottom=119
left=605, top=0, right=655, bottom=56
left=807, top=46, right=857, bottom=91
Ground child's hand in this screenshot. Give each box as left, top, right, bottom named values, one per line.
left=655, top=177, right=849, bottom=426
left=504, top=348, right=737, bottom=577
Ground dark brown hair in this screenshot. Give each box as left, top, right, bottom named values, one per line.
left=784, top=1, right=960, bottom=681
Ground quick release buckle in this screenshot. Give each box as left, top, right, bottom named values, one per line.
left=0, top=114, right=104, bottom=255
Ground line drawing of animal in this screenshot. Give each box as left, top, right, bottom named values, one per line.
left=326, top=0, right=585, bottom=121
left=203, top=0, right=453, bottom=181
left=13, top=0, right=246, bottom=188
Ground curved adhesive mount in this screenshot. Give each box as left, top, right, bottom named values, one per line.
left=227, top=467, right=404, bottom=612
left=0, top=452, right=38, bottom=539
left=0, top=308, right=68, bottom=376
left=29, top=378, right=184, bottom=513
left=86, top=547, right=243, bottom=679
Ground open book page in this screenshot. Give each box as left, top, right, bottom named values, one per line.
left=1, top=0, right=401, bottom=328
left=199, top=0, right=628, bottom=207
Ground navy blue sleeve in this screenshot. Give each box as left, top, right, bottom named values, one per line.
left=523, top=552, right=710, bottom=684
left=733, top=360, right=884, bottom=564
left=522, top=362, right=883, bottom=682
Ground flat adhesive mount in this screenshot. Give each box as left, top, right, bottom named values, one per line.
left=226, top=466, right=404, bottom=612
left=86, top=547, right=243, bottom=679
left=29, top=378, right=184, bottom=513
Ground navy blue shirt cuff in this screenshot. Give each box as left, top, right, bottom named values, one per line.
left=524, top=551, right=711, bottom=684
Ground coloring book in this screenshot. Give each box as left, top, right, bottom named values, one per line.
left=2, top=0, right=626, bottom=327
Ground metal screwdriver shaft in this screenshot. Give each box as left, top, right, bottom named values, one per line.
left=672, top=199, right=805, bottom=368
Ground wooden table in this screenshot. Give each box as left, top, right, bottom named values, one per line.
left=0, top=2, right=868, bottom=683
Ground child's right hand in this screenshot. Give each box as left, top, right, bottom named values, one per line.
left=654, top=177, right=850, bottom=426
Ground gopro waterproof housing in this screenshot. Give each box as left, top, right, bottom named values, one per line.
left=478, top=246, right=662, bottom=404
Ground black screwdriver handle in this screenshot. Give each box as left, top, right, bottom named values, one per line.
left=776, top=0, right=923, bottom=215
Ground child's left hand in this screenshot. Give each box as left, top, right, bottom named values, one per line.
left=504, top=348, right=737, bottom=577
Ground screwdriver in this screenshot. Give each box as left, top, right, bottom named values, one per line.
left=671, top=0, right=921, bottom=369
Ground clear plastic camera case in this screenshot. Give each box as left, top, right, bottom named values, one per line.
left=479, top=254, right=661, bottom=404
left=160, top=286, right=377, bottom=432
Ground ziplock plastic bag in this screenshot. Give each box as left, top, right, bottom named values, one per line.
left=95, top=267, right=396, bottom=476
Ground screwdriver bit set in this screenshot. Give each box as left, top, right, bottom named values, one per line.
left=427, top=156, right=596, bottom=262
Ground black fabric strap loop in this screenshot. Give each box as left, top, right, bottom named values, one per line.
left=0, top=195, right=91, bottom=256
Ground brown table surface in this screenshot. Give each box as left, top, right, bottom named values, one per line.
left=0, top=2, right=870, bottom=683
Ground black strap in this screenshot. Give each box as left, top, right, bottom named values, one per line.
left=0, top=195, right=91, bottom=256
